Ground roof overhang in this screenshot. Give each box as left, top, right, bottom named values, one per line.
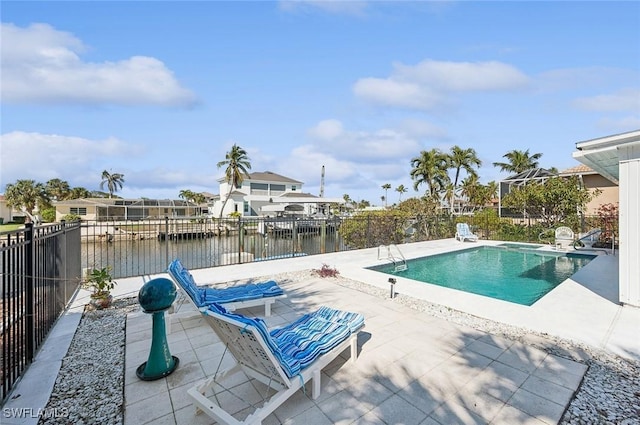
left=573, top=129, right=640, bottom=184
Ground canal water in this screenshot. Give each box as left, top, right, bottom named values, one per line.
left=82, top=232, right=348, bottom=279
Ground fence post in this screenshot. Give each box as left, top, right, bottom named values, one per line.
left=164, top=217, right=169, bottom=267
left=24, top=222, right=35, bottom=362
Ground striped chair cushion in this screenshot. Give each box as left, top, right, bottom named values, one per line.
left=168, top=259, right=284, bottom=307
left=207, top=304, right=360, bottom=378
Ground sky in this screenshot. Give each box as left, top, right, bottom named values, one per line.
left=1, top=1, right=639, bottom=205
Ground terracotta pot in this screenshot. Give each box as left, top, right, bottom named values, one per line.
left=90, top=294, right=113, bottom=309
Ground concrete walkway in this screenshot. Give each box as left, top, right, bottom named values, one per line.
left=3, top=238, right=638, bottom=424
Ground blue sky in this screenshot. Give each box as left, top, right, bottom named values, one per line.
left=1, top=1, right=639, bottom=205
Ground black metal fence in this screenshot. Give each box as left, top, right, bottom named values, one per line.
left=0, top=221, right=81, bottom=403
left=78, top=215, right=460, bottom=279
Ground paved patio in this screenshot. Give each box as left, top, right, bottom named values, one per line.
left=124, top=273, right=587, bottom=425
left=5, top=238, right=638, bottom=425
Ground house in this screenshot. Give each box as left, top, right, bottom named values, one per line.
left=559, top=164, right=618, bottom=215
left=498, top=168, right=557, bottom=217
left=0, top=195, right=14, bottom=224
left=209, top=171, right=344, bottom=218
left=573, top=129, right=640, bottom=307
left=54, top=198, right=203, bottom=221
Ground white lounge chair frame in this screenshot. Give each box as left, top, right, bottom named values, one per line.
left=189, top=309, right=361, bottom=425
left=167, top=262, right=286, bottom=317
left=455, top=223, right=478, bottom=242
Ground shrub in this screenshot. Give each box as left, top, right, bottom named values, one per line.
left=312, top=264, right=340, bottom=278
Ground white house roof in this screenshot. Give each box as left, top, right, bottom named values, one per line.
left=216, top=171, right=303, bottom=184
left=573, top=129, right=640, bottom=184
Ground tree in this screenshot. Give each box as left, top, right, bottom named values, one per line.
left=216, top=144, right=251, bottom=219
left=492, top=149, right=543, bottom=174
left=502, top=176, right=594, bottom=228
left=179, top=189, right=207, bottom=216
left=395, top=184, right=407, bottom=202
left=381, top=183, right=391, bottom=207
left=68, top=187, right=91, bottom=199
left=45, top=178, right=71, bottom=201
left=4, top=179, right=50, bottom=223
left=447, top=146, right=481, bottom=214
left=100, top=170, right=125, bottom=198
left=410, top=149, right=450, bottom=201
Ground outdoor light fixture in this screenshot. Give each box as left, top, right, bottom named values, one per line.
left=388, top=277, right=396, bottom=298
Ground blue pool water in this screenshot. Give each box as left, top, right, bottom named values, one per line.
left=368, top=246, right=595, bottom=306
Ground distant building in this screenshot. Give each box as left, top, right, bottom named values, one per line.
left=559, top=164, right=618, bottom=215
left=209, top=171, right=344, bottom=218
left=498, top=168, right=557, bottom=217
left=0, top=195, right=15, bottom=224
left=54, top=198, right=202, bottom=221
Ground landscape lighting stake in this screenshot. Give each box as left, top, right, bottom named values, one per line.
left=389, top=278, right=396, bottom=298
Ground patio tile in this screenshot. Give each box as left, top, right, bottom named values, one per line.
left=429, top=399, right=487, bottom=425
left=521, top=374, right=576, bottom=406
left=124, top=374, right=168, bottom=405
left=491, top=405, right=548, bottom=425
left=283, top=405, right=333, bottom=425
left=370, top=393, right=428, bottom=425
left=317, top=389, right=371, bottom=423
left=466, top=338, right=509, bottom=359
left=506, top=388, right=566, bottom=424
left=124, top=390, right=173, bottom=425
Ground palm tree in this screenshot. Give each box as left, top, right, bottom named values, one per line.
left=381, top=183, right=391, bottom=207
left=448, top=146, right=481, bottom=214
left=410, top=149, right=450, bottom=200
left=216, top=144, right=251, bottom=219
left=68, top=187, right=91, bottom=199
left=45, top=178, right=71, bottom=201
left=100, top=170, right=125, bottom=198
left=493, top=149, right=543, bottom=174
left=4, top=179, right=50, bottom=223
left=396, top=184, right=407, bottom=202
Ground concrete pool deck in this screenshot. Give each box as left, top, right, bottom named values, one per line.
left=4, top=238, right=638, bottom=424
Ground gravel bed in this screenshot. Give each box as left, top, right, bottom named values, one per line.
left=39, top=270, right=639, bottom=425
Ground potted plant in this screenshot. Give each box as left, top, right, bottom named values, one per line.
left=83, top=266, right=117, bottom=309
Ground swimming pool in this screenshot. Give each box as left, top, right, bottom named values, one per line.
left=368, top=245, right=596, bottom=306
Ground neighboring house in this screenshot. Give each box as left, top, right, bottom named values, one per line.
left=210, top=171, right=344, bottom=218
left=54, top=198, right=202, bottom=221
left=498, top=168, right=557, bottom=217
left=559, top=164, right=618, bottom=215
left=573, top=129, right=640, bottom=307
left=0, top=195, right=14, bottom=224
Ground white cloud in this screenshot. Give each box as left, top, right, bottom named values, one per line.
left=353, top=59, right=529, bottom=110
left=573, top=88, right=640, bottom=112
left=0, top=131, right=141, bottom=188
left=1, top=23, right=197, bottom=106
left=306, top=119, right=422, bottom=161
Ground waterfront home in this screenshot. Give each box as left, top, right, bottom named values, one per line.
left=209, top=170, right=344, bottom=218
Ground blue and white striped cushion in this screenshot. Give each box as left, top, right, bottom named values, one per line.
left=207, top=303, right=302, bottom=377
left=206, top=304, right=362, bottom=378
left=168, top=259, right=284, bottom=307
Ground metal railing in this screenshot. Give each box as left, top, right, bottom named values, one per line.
left=1, top=221, right=81, bottom=403
left=78, top=215, right=459, bottom=279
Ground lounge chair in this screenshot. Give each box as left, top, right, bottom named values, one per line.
left=167, top=259, right=286, bottom=317
left=554, top=226, right=575, bottom=251
left=187, top=303, right=364, bottom=425
left=576, top=228, right=602, bottom=249
left=455, top=223, right=479, bottom=242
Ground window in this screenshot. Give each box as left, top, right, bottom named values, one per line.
left=70, top=207, right=87, bottom=215
left=250, top=183, right=268, bottom=190
left=291, top=185, right=297, bottom=191
left=271, top=184, right=285, bottom=192
left=244, top=201, right=249, bottom=213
